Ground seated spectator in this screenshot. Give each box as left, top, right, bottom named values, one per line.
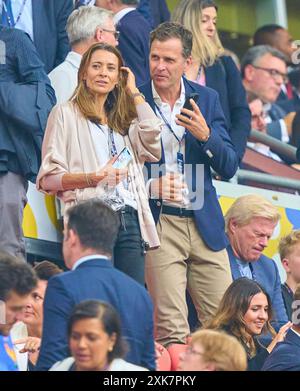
left=11, top=261, right=63, bottom=371
left=38, top=43, right=162, bottom=284
left=95, top=0, right=152, bottom=85
left=205, top=278, right=291, bottom=371
left=279, top=230, right=300, bottom=320
left=262, top=284, right=300, bottom=371
left=178, top=329, right=247, bottom=371
left=36, top=199, right=156, bottom=371
left=0, top=252, right=37, bottom=371
left=49, top=5, right=118, bottom=103
left=241, top=45, right=296, bottom=151
left=225, top=194, right=289, bottom=331
left=0, top=0, right=73, bottom=73
left=50, top=300, right=148, bottom=371
left=247, top=92, right=282, bottom=161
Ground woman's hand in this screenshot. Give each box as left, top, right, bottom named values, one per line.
left=14, top=337, right=41, bottom=354
left=120, top=66, right=138, bottom=95
left=266, top=321, right=292, bottom=353
left=95, top=156, right=128, bottom=189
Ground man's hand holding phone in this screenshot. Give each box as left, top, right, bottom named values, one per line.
left=175, top=96, right=210, bottom=143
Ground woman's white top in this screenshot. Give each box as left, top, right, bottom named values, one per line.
left=49, top=357, right=148, bottom=371
left=89, top=122, right=137, bottom=210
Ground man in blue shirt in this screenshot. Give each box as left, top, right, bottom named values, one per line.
left=225, top=194, right=288, bottom=331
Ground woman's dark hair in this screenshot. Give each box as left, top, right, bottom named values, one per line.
left=68, top=300, right=127, bottom=363
left=205, top=278, right=275, bottom=357
left=33, top=261, right=63, bottom=281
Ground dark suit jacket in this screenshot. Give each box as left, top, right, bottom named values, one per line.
left=32, top=0, right=73, bottom=73
left=262, top=328, right=300, bottom=371
left=266, top=103, right=287, bottom=141
left=281, top=283, right=294, bottom=321
left=138, top=0, right=170, bottom=28
left=36, top=258, right=155, bottom=371
left=117, top=10, right=151, bottom=86
left=139, top=78, right=239, bottom=251
left=206, top=56, right=251, bottom=163
left=227, top=245, right=288, bottom=331
left=0, top=26, right=56, bottom=182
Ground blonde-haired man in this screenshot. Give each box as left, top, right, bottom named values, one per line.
left=225, top=194, right=288, bottom=331
left=279, top=230, right=300, bottom=320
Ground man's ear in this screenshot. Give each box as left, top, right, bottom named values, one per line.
left=244, top=64, right=256, bottom=82
left=281, top=258, right=291, bottom=273
left=183, top=55, right=193, bottom=73
left=228, top=218, right=239, bottom=235
left=68, top=228, right=79, bottom=248
left=94, top=27, right=103, bottom=43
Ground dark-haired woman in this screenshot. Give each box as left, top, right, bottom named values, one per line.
left=50, top=300, right=148, bottom=371
left=205, top=278, right=292, bottom=371
left=37, top=43, right=163, bottom=285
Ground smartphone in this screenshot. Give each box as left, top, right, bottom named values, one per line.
left=181, top=93, right=200, bottom=118
left=112, top=147, right=133, bottom=169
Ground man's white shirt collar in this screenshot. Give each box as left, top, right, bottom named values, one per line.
left=113, top=7, right=135, bottom=25
left=66, top=51, right=82, bottom=70
left=152, top=78, right=186, bottom=107
left=72, top=254, right=109, bottom=270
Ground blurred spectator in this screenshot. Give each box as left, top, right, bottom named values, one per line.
left=139, top=22, right=238, bottom=348
left=253, top=24, right=298, bottom=111
left=138, top=0, right=170, bottom=29
left=74, top=0, right=95, bottom=8
left=11, top=261, right=63, bottom=370
left=172, top=0, right=251, bottom=163
left=95, top=0, right=151, bottom=85
left=49, top=5, right=117, bottom=103
left=279, top=230, right=300, bottom=321
left=50, top=300, right=148, bottom=371
left=225, top=194, right=289, bottom=331
left=262, top=284, right=300, bottom=371
left=242, top=45, right=296, bottom=148
left=247, top=92, right=282, bottom=161
left=0, top=252, right=37, bottom=371
left=0, top=26, right=56, bottom=259
left=0, top=0, right=73, bottom=73
left=178, top=329, right=247, bottom=371
left=38, top=43, right=162, bottom=284
left=205, top=278, right=291, bottom=371
left=36, top=200, right=156, bottom=371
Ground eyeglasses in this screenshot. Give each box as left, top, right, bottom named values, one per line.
left=252, top=112, right=267, bottom=122
left=101, top=28, right=120, bottom=40
left=252, top=65, right=288, bottom=84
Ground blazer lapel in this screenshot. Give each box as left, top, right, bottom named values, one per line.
left=227, top=245, right=242, bottom=280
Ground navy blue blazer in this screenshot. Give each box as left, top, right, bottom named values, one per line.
left=262, top=328, right=300, bottom=371
left=36, top=259, right=155, bottom=371
left=0, top=26, right=56, bottom=181
left=32, top=0, right=73, bottom=73
left=227, top=245, right=288, bottom=330
left=139, top=78, right=239, bottom=251
left=205, top=56, right=251, bottom=163
left=116, top=10, right=151, bottom=86
left=138, top=0, right=170, bottom=28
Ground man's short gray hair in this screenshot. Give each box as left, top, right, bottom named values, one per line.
left=67, top=6, right=113, bottom=46
left=241, top=45, right=287, bottom=78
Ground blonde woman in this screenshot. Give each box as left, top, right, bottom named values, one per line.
left=172, top=0, right=250, bottom=163
left=37, top=43, right=162, bottom=285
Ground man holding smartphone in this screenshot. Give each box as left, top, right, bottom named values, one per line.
left=139, top=22, right=239, bottom=349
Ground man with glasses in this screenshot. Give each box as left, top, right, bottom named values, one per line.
left=241, top=45, right=296, bottom=150
left=95, top=0, right=152, bottom=86
left=49, top=5, right=118, bottom=103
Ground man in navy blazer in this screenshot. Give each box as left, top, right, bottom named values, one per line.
left=262, top=284, right=300, bottom=371
left=139, top=22, right=238, bottom=347
left=36, top=200, right=155, bottom=371
left=96, top=0, right=151, bottom=86
left=225, top=194, right=288, bottom=331
left=1, top=0, right=73, bottom=73
left=0, top=26, right=56, bottom=258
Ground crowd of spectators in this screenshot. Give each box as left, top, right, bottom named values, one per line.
left=1, top=0, right=300, bottom=372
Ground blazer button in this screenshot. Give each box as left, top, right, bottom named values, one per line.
left=156, top=201, right=161, bottom=207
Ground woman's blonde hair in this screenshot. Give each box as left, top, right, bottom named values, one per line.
left=225, top=194, right=281, bottom=233
left=172, top=0, right=224, bottom=67
left=205, top=278, right=276, bottom=358
left=72, top=43, right=137, bottom=134
left=191, top=329, right=247, bottom=371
